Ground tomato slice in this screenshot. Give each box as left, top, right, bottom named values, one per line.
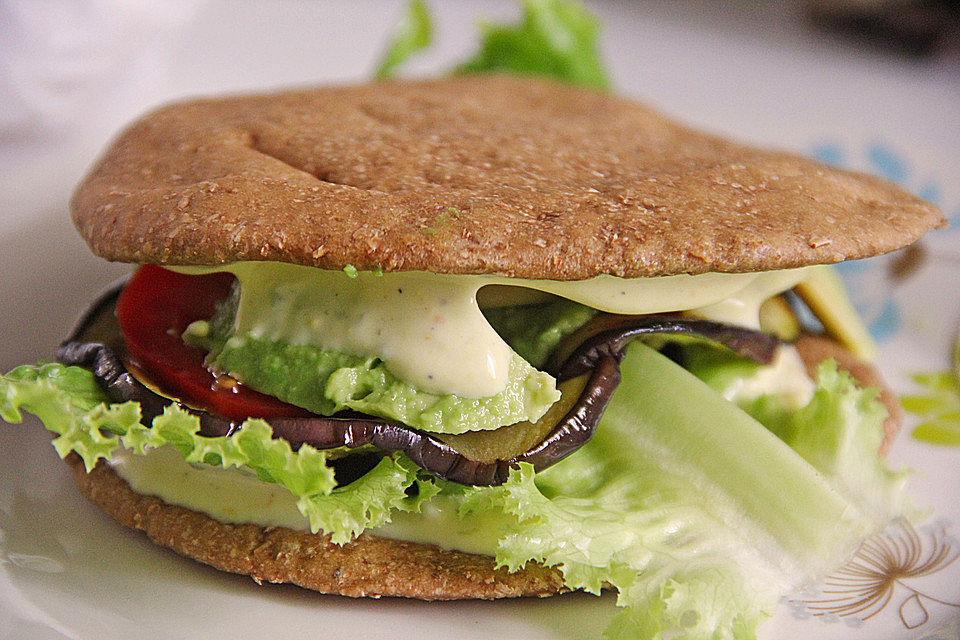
left=117, top=265, right=314, bottom=421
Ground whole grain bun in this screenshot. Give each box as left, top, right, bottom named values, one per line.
left=72, top=76, right=942, bottom=280
left=67, top=336, right=899, bottom=600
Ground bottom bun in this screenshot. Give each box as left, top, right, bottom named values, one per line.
left=67, top=455, right=566, bottom=600
left=66, top=335, right=900, bottom=600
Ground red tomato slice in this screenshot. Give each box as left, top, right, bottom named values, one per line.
left=117, top=265, right=315, bottom=421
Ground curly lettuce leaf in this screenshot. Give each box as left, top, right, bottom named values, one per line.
left=303, top=455, right=440, bottom=544
left=684, top=344, right=906, bottom=517
left=375, top=0, right=433, bottom=78
left=456, top=0, right=610, bottom=89
left=4, top=345, right=901, bottom=640
left=1, top=363, right=139, bottom=468
left=455, top=343, right=898, bottom=639
left=376, top=0, right=610, bottom=90
left=695, top=351, right=908, bottom=520
left=0, top=363, right=427, bottom=541
left=771, top=361, right=907, bottom=520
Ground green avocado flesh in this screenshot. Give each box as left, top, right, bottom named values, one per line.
left=186, top=294, right=593, bottom=435
left=482, top=298, right=597, bottom=368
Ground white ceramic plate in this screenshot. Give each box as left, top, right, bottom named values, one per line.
left=2, top=2, right=959, bottom=638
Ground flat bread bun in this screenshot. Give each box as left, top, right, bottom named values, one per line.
left=67, top=336, right=899, bottom=600
left=72, top=76, right=943, bottom=280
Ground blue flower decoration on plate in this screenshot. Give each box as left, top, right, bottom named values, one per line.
left=809, top=141, right=954, bottom=344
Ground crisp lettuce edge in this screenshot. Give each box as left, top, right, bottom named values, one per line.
left=375, top=0, right=611, bottom=89
left=2, top=344, right=903, bottom=640
left=0, top=362, right=431, bottom=544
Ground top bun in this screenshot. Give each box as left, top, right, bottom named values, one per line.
left=71, top=75, right=943, bottom=280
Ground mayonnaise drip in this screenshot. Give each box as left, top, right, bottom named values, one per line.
left=175, top=264, right=810, bottom=398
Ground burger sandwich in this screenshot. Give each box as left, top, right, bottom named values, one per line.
left=0, top=75, right=944, bottom=639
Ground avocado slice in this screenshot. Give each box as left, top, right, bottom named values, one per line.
left=432, top=373, right=590, bottom=463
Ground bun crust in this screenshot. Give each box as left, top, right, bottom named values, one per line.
left=71, top=76, right=942, bottom=279
left=66, top=335, right=900, bottom=600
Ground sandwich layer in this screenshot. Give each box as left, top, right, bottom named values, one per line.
left=72, top=76, right=943, bottom=280
left=67, top=336, right=900, bottom=600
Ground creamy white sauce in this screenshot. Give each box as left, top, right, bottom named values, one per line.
left=722, top=346, right=815, bottom=409
left=109, top=446, right=505, bottom=556
left=228, top=265, right=512, bottom=398
left=691, top=269, right=810, bottom=329
left=176, top=263, right=811, bottom=398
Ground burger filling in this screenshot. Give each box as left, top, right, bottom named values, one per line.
left=173, top=261, right=810, bottom=429
left=0, top=262, right=906, bottom=640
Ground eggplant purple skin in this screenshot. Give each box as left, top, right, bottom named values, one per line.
left=56, top=280, right=778, bottom=486
left=555, top=315, right=779, bottom=380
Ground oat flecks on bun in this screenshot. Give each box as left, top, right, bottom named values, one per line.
left=71, top=76, right=943, bottom=280
left=68, top=455, right=566, bottom=600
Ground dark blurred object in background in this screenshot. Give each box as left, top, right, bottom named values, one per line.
left=807, top=0, right=960, bottom=57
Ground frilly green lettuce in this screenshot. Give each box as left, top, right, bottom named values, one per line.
left=374, top=0, right=433, bottom=79
left=0, top=362, right=427, bottom=544
left=376, top=0, right=610, bottom=89
left=449, top=343, right=901, bottom=639
left=2, top=341, right=903, bottom=639
left=454, top=0, right=610, bottom=89
left=768, top=361, right=907, bottom=521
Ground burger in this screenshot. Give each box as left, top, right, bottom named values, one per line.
left=0, top=75, right=944, bottom=638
